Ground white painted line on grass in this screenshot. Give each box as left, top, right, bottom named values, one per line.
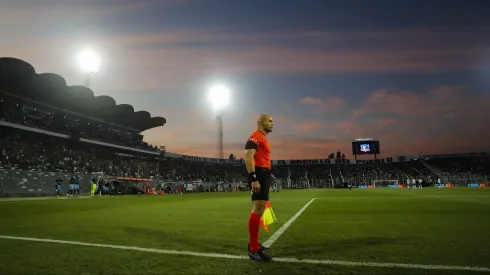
left=263, top=198, right=316, bottom=248
left=316, top=196, right=490, bottom=200
left=0, top=235, right=489, bottom=273
left=272, top=257, right=490, bottom=273
left=0, top=235, right=247, bottom=260
left=0, top=196, right=92, bottom=202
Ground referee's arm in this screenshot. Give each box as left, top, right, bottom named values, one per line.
left=244, top=148, right=256, bottom=174
left=245, top=147, right=261, bottom=193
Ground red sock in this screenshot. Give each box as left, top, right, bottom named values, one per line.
left=248, top=212, right=261, bottom=252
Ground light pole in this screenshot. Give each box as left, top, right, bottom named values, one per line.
left=217, top=114, right=224, bottom=159
left=77, top=49, right=100, bottom=88
left=207, top=84, right=230, bottom=159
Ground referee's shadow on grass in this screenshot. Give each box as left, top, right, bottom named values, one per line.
left=122, top=227, right=242, bottom=253
left=276, top=237, right=408, bottom=257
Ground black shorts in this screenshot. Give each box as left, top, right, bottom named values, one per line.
left=250, top=167, right=271, bottom=201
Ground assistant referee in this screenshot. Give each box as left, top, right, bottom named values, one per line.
left=244, top=113, right=274, bottom=262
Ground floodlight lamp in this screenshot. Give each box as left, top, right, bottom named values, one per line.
left=208, top=84, right=230, bottom=111
left=77, top=49, right=101, bottom=74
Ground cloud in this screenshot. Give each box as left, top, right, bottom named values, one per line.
left=334, top=121, right=356, bottom=136
left=300, top=97, right=345, bottom=113
left=161, top=130, right=490, bottom=160
left=378, top=118, right=396, bottom=126
left=271, top=116, right=292, bottom=125
left=266, top=137, right=345, bottom=159
left=356, top=85, right=490, bottom=120
left=293, top=121, right=323, bottom=132
left=111, top=27, right=490, bottom=76
left=2, top=26, right=490, bottom=93
left=165, top=136, right=346, bottom=160
left=346, top=85, right=490, bottom=155
left=0, top=1, right=150, bottom=28
left=141, top=85, right=490, bottom=159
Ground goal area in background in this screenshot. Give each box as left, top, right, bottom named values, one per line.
left=372, top=180, right=399, bottom=188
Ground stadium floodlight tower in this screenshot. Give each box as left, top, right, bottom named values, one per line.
left=207, top=84, right=230, bottom=160
left=77, top=49, right=101, bottom=89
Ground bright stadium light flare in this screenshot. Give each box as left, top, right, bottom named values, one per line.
left=77, top=49, right=101, bottom=74
left=208, top=84, right=230, bottom=111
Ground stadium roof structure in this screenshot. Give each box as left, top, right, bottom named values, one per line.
left=0, top=57, right=166, bottom=132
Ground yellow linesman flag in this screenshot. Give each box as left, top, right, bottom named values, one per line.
left=260, top=201, right=277, bottom=232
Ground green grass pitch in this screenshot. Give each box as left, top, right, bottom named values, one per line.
left=0, top=188, right=489, bottom=275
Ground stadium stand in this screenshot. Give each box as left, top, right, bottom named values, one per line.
left=424, top=155, right=490, bottom=186
left=1, top=57, right=489, bottom=197
left=0, top=57, right=166, bottom=151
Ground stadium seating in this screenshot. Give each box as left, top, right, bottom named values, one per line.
left=1, top=57, right=489, bottom=197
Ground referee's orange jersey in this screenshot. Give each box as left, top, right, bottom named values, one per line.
left=245, top=130, right=271, bottom=170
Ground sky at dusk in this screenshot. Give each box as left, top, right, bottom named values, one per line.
left=1, top=0, right=490, bottom=160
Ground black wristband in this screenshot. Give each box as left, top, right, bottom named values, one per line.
left=249, top=172, right=257, bottom=181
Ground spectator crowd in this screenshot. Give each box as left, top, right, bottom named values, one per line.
left=1, top=92, right=489, bottom=194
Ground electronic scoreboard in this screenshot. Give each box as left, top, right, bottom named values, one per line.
left=352, top=138, right=380, bottom=155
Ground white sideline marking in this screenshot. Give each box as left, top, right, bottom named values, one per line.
left=0, top=235, right=247, bottom=260
left=263, top=198, right=316, bottom=248
left=0, top=235, right=489, bottom=272
left=316, top=196, right=490, bottom=200
left=0, top=196, right=92, bottom=202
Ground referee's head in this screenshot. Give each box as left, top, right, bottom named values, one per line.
left=257, top=113, right=273, bottom=134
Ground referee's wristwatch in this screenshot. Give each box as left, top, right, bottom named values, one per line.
left=249, top=172, right=257, bottom=182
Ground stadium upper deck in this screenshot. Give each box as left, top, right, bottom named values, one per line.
left=0, top=57, right=166, bottom=133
